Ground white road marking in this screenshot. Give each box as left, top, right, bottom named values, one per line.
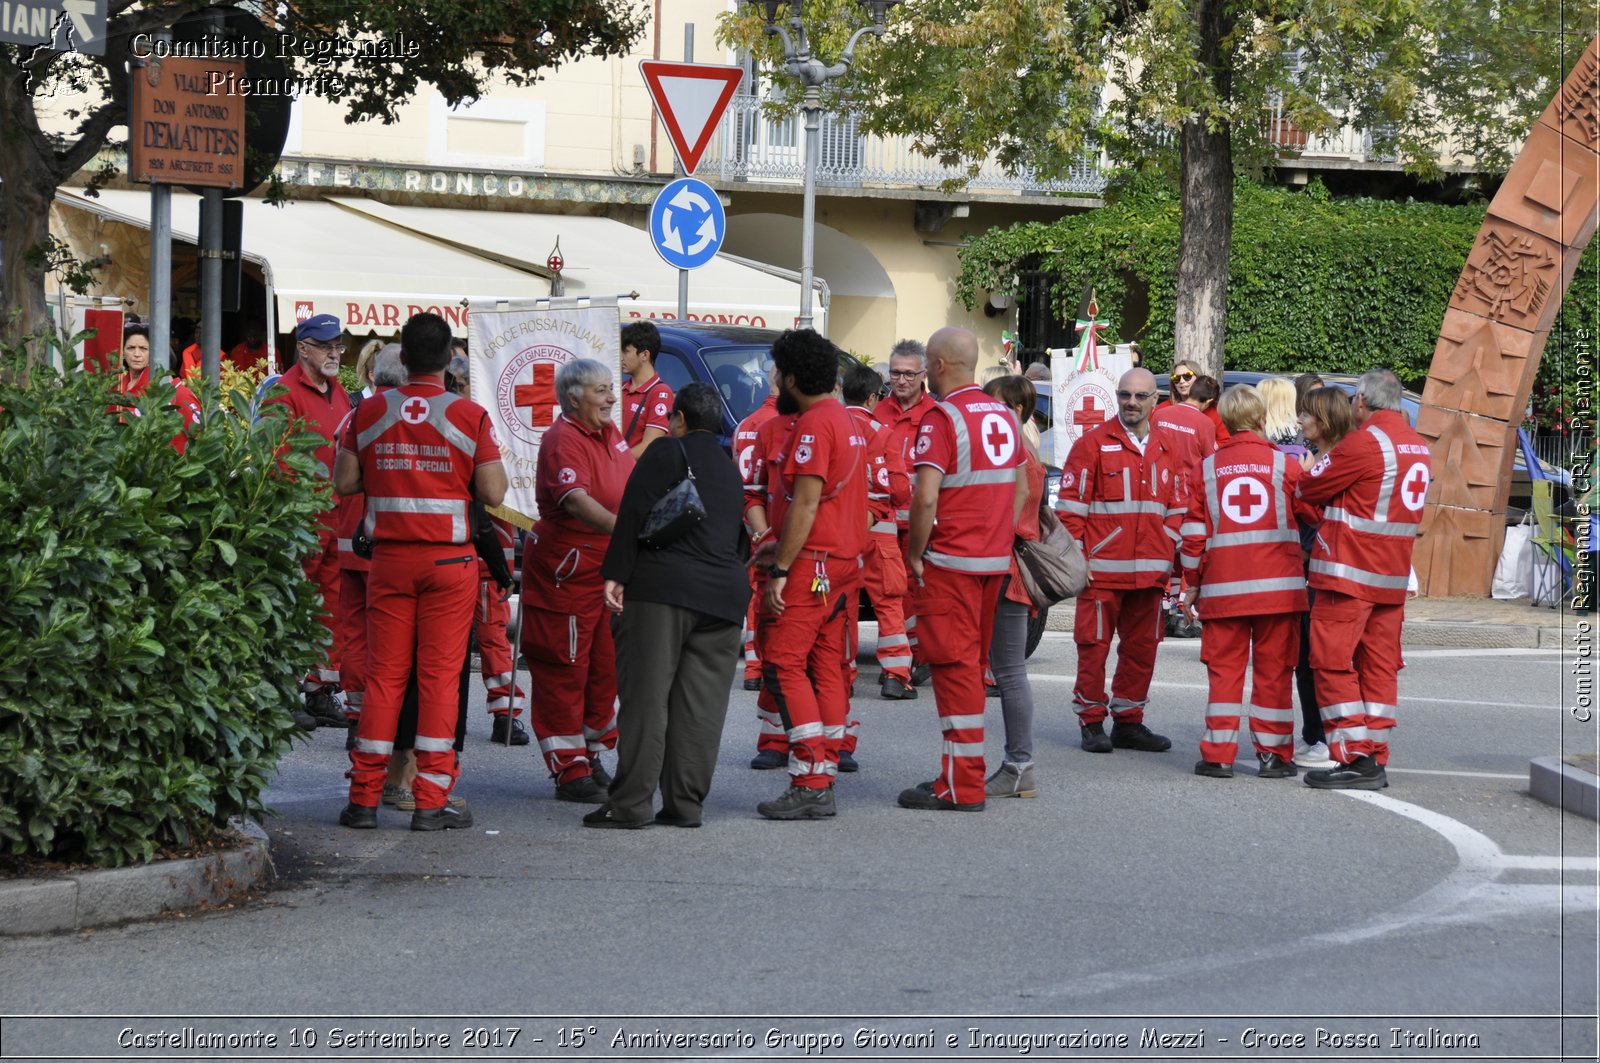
left=1022, top=672, right=1550, bottom=710
left=1386, top=767, right=1529, bottom=780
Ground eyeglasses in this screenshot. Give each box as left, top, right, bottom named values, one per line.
left=888, top=369, right=925, bottom=379
left=301, top=339, right=342, bottom=351
left=1116, top=390, right=1156, bottom=402
left=1171, top=371, right=1195, bottom=381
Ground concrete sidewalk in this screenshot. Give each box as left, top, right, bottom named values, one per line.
left=1044, top=593, right=1579, bottom=649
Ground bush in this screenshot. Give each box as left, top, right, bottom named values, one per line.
left=0, top=345, right=330, bottom=867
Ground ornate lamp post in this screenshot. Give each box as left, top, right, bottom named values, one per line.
left=748, top=0, right=899, bottom=330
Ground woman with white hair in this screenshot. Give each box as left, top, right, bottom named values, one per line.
left=522, top=358, right=636, bottom=803
left=1256, top=376, right=1302, bottom=454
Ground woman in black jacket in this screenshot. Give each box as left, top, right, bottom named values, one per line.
left=589, top=382, right=751, bottom=828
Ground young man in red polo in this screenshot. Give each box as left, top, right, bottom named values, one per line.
left=620, top=321, right=674, bottom=459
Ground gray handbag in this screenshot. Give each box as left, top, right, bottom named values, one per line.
left=638, top=438, right=706, bottom=549
left=1013, top=500, right=1088, bottom=608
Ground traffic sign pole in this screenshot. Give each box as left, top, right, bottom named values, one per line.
left=678, top=26, right=692, bottom=323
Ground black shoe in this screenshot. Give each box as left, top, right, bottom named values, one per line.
left=1257, top=752, right=1298, bottom=779
left=837, top=750, right=859, bottom=773
left=1080, top=722, right=1113, bottom=753
left=292, top=708, right=318, bottom=731
left=582, top=806, right=651, bottom=829
left=589, top=759, right=613, bottom=790
left=743, top=677, right=763, bottom=692
left=1305, top=754, right=1387, bottom=790
left=410, top=802, right=475, bottom=830
left=555, top=775, right=608, bottom=803
left=1178, top=618, right=1203, bottom=639
left=1164, top=611, right=1181, bottom=637
left=490, top=714, right=531, bottom=746
left=757, top=785, right=836, bottom=820
left=338, top=802, right=377, bottom=829
left=897, top=784, right=984, bottom=812
left=305, top=689, right=346, bottom=725
left=1111, top=721, right=1172, bottom=752
left=1194, top=760, right=1234, bottom=779
left=986, top=684, right=1001, bottom=698
left=910, top=663, right=932, bottom=687
left=654, top=811, right=702, bottom=828
left=345, top=721, right=358, bottom=751
left=879, top=677, right=917, bottom=700
left=749, top=748, right=789, bottom=770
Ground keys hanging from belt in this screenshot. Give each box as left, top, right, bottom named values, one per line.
left=810, top=559, right=830, bottom=598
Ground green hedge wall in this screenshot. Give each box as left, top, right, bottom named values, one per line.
left=958, top=176, right=1596, bottom=427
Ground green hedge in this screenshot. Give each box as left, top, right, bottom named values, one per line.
left=0, top=350, right=329, bottom=866
left=958, top=176, right=1597, bottom=425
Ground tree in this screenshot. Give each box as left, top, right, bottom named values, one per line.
left=0, top=0, right=647, bottom=355
left=723, top=0, right=1578, bottom=377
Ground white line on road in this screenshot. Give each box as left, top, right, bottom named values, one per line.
left=1386, top=767, right=1529, bottom=780
left=1399, top=648, right=1564, bottom=658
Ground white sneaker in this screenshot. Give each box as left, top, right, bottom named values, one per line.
left=1294, top=741, right=1335, bottom=769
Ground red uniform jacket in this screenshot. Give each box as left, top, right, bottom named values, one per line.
left=1056, top=416, right=1186, bottom=590
left=1296, top=408, right=1431, bottom=604
left=913, top=384, right=1025, bottom=576
left=114, top=368, right=201, bottom=454
left=878, top=390, right=938, bottom=531
left=1151, top=401, right=1216, bottom=498
left=1179, top=431, right=1314, bottom=618
left=735, top=395, right=780, bottom=522
left=848, top=405, right=910, bottom=535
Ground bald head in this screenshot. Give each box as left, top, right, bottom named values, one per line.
left=926, top=327, right=979, bottom=397
left=1116, top=367, right=1159, bottom=437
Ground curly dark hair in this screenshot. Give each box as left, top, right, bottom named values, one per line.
left=770, top=328, right=840, bottom=398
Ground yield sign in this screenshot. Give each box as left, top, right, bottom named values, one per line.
left=639, top=59, right=744, bottom=175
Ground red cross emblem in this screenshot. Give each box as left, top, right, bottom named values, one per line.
left=401, top=396, right=430, bottom=424
left=1399, top=464, right=1430, bottom=512
left=1221, top=476, right=1270, bottom=524
left=514, top=363, right=559, bottom=429
left=1073, top=394, right=1104, bottom=427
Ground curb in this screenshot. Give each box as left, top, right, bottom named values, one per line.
left=1042, top=605, right=1565, bottom=650
left=1529, top=757, right=1600, bottom=821
left=0, top=819, right=274, bottom=936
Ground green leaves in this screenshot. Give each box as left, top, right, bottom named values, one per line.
left=0, top=353, right=330, bottom=867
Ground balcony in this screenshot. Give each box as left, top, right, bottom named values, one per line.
left=700, top=94, right=1108, bottom=197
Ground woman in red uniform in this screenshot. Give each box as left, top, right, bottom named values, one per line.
left=114, top=324, right=202, bottom=454
left=523, top=358, right=636, bottom=802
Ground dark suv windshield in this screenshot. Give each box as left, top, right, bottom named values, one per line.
left=700, top=344, right=775, bottom=424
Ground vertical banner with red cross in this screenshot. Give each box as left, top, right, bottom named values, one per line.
left=1050, top=345, right=1134, bottom=463
left=468, top=298, right=621, bottom=526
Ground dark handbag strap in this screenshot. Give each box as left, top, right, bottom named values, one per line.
left=674, top=436, right=696, bottom=481
left=623, top=395, right=648, bottom=444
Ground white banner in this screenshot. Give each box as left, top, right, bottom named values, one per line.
left=1050, top=346, right=1134, bottom=463
left=468, top=298, right=621, bottom=526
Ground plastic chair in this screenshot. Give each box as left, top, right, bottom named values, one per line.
left=1529, top=479, right=1574, bottom=608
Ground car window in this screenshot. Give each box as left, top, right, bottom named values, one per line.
left=654, top=349, right=697, bottom=394
left=701, top=345, right=774, bottom=424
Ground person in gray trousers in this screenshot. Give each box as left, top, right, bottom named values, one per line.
left=589, top=382, right=752, bottom=828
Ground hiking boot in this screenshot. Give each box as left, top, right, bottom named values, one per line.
left=555, top=775, right=607, bottom=803
left=382, top=785, right=467, bottom=812
left=589, top=758, right=613, bottom=791
left=837, top=749, right=859, bottom=773
left=749, top=749, right=789, bottom=770
left=757, top=785, right=836, bottom=820
left=338, top=802, right=377, bottom=829
left=1257, top=752, right=1298, bottom=779
left=743, top=677, right=763, bottom=692
left=490, top=714, right=530, bottom=746
left=410, top=802, right=475, bottom=831
left=1193, top=760, right=1234, bottom=779
left=1110, top=721, right=1172, bottom=752
left=984, top=762, right=1037, bottom=798
left=910, top=663, right=932, bottom=687
left=897, top=784, right=984, bottom=812
left=305, top=688, right=347, bottom=726
left=344, top=720, right=358, bottom=751
left=879, top=677, right=917, bottom=700
left=582, top=806, right=651, bottom=829
left=1080, top=722, right=1113, bottom=753
left=1305, top=754, right=1388, bottom=790
left=292, top=707, right=318, bottom=731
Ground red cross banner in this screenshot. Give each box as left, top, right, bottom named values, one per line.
left=468, top=297, right=622, bottom=526
left=1049, top=344, right=1135, bottom=462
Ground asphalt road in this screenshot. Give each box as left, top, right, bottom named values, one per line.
left=2, top=630, right=1595, bottom=1062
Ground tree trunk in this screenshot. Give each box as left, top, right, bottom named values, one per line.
left=1172, top=0, right=1235, bottom=382
left=0, top=143, right=56, bottom=357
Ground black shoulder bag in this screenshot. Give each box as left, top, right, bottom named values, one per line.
left=638, top=438, right=707, bottom=550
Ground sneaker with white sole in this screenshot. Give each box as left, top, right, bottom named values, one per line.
left=1293, top=741, right=1336, bottom=769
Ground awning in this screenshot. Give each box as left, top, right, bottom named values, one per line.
left=323, top=196, right=821, bottom=334
left=55, top=188, right=546, bottom=337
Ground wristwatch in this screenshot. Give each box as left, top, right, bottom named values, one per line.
left=765, top=562, right=789, bottom=578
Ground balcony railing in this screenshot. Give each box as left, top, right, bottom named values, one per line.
left=1262, top=98, right=1402, bottom=164
left=701, top=94, right=1109, bottom=196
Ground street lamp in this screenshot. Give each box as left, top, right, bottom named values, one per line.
left=748, top=0, right=899, bottom=331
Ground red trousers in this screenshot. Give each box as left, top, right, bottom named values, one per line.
left=523, top=593, right=618, bottom=783
left=1073, top=585, right=1164, bottom=724
left=742, top=569, right=763, bottom=682
left=1198, top=613, right=1299, bottom=764
left=759, top=559, right=855, bottom=789
left=1310, top=590, right=1404, bottom=765
left=897, top=529, right=926, bottom=669
left=846, top=533, right=913, bottom=689
left=337, top=568, right=368, bottom=721
left=476, top=581, right=525, bottom=717
left=348, top=546, right=477, bottom=810
left=303, top=524, right=341, bottom=691
left=909, top=563, right=1000, bottom=807
left=749, top=573, right=788, bottom=755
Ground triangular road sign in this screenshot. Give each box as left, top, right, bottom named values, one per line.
left=639, top=60, right=745, bottom=175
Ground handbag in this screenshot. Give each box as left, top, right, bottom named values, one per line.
left=638, top=438, right=706, bottom=549
left=1012, top=500, right=1088, bottom=609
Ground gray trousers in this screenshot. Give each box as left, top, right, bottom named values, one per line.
left=610, top=600, right=741, bottom=824
left=989, top=592, right=1036, bottom=766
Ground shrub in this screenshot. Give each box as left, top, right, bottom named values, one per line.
left=0, top=344, right=330, bottom=867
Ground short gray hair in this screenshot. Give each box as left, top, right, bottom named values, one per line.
left=373, top=343, right=408, bottom=387
left=889, top=339, right=926, bottom=368
left=556, top=358, right=612, bottom=415
left=1356, top=368, right=1402, bottom=412
left=1023, top=361, right=1050, bottom=382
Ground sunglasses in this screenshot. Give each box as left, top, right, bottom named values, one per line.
left=1172, top=371, right=1195, bottom=381
left=1116, top=390, right=1156, bottom=402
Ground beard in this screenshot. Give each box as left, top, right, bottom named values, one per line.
left=775, top=386, right=800, bottom=415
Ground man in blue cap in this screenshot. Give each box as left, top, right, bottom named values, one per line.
left=266, top=313, right=355, bottom=729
